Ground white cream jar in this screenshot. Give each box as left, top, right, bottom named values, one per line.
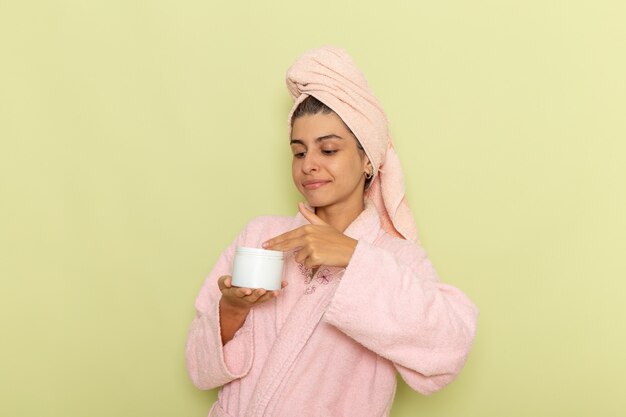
left=231, top=246, right=284, bottom=290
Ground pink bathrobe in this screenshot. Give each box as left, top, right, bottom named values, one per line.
left=186, top=200, right=478, bottom=417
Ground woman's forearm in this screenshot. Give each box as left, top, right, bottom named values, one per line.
left=219, top=297, right=250, bottom=345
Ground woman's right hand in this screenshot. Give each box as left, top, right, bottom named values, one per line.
left=217, top=275, right=287, bottom=345
left=217, top=275, right=287, bottom=313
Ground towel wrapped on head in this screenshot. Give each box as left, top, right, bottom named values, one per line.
left=286, top=46, right=419, bottom=243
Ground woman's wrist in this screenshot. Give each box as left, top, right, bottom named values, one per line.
left=220, top=296, right=251, bottom=318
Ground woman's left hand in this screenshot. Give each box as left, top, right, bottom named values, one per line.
left=262, top=202, right=358, bottom=269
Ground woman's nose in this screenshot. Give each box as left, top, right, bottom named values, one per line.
left=301, top=152, right=319, bottom=174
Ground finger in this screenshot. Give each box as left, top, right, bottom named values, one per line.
left=262, top=227, right=306, bottom=249
left=266, top=236, right=306, bottom=252
left=303, top=256, right=321, bottom=269
left=269, top=281, right=289, bottom=297
left=256, top=291, right=279, bottom=303
left=253, top=283, right=287, bottom=303
left=273, top=281, right=289, bottom=297
left=294, top=247, right=311, bottom=264
left=232, top=287, right=253, bottom=297
left=298, top=202, right=328, bottom=226
left=217, top=275, right=230, bottom=291
left=244, top=288, right=267, bottom=303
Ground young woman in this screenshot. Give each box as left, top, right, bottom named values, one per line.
left=186, top=46, right=478, bottom=417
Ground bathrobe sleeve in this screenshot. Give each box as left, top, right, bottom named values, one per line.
left=185, top=223, right=255, bottom=390
left=323, top=238, right=478, bottom=395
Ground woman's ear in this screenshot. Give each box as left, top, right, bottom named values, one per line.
left=364, top=160, right=373, bottom=177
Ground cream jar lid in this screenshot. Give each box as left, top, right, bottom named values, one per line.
left=236, top=246, right=284, bottom=259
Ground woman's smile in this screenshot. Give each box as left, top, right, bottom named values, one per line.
left=302, top=179, right=331, bottom=190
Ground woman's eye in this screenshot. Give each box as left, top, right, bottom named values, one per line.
left=293, top=152, right=306, bottom=159
left=322, top=149, right=337, bottom=155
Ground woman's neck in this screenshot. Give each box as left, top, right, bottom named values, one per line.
left=314, top=198, right=365, bottom=232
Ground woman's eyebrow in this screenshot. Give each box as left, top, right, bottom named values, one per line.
left=316, top=134, right=344, bottom=141
left=290, top=134, right=345, bottom=145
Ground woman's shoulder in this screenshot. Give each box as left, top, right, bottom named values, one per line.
left=374, top=229, right=428, bottom=260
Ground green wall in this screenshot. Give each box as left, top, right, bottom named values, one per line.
left=1, top=1, right=624, bottom=416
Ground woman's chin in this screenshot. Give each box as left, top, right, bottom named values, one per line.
left=300, top=195, right=329, bottom=209
left=303, top=199, right=322, bottom=208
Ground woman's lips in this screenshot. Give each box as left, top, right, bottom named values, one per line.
left=303, top=180, right=330, bottom=190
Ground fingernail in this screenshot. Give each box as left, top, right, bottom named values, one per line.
left=262, top=241, right=268, bottom=248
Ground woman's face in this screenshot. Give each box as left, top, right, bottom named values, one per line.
left=290, top=112, right=370, bottom=210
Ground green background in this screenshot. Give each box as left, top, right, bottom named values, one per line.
left=1, top=1, right=624, bottom=416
